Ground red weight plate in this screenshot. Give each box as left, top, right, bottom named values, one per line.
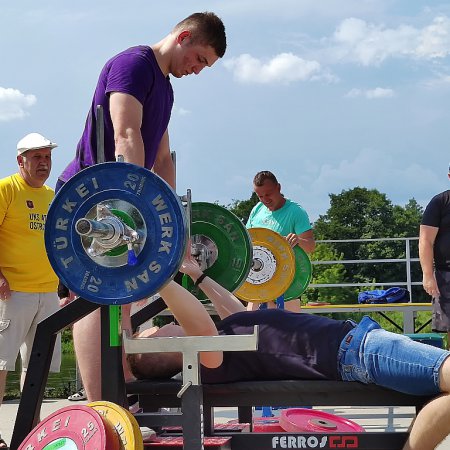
left=253, top=417, right=285, bottom=432
left=145, top=436, right=231, bottom=447
left=280, top=408, right=365, bottom=433
left=18, top=404, right=120, bottom=450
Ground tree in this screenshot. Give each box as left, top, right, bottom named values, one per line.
left=224, top=192, right=259, bottom=224
left=303, top=243, right=353, bottom=304
left=314, top=187, right=425, bottom=301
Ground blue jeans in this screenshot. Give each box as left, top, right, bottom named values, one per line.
left=338, top=316, right=450, bottom=395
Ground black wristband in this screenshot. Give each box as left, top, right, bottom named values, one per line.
left=194, top=273, right=207, bottom=287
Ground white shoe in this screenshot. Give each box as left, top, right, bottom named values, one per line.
left=67, top=388, right=87, bottom=401
left=140, top=427, right=156, bottom=442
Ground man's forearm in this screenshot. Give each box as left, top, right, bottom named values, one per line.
left=194, top=273, right=246, bottom=319
left=154, top=157, right=175, bottom=188
left=114, top=132, right=145, bottom=166
left=298, top=236, right=315, bottom=253
left=419, top=240, right=435, bottom=276
left=159, top=281, right=218, bottom=337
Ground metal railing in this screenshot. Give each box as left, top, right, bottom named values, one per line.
left=308, top=237, right=421, bottom=301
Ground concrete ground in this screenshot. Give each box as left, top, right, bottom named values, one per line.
left=1, top=399, right=450, bottom=449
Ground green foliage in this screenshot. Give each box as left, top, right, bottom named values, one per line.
left=224, top=192, right=259, bottom=224
left=61, top=328, right=75, bottom=354
left=303, top=243, right=357, bottom=304
left=313, top=187, right=426, bottom=302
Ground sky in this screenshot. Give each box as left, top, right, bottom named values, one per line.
left=1, top=0, right=449, bottom=224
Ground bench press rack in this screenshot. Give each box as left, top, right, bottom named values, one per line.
left=127, top=378, right=431, bottom=450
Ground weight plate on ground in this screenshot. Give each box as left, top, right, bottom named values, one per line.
left=45, top=162, right=187, bottom=305
left=18, top=405, right=120, bottom=450
left=235, top=228, right=295, bottom=303
left=280, top=408, right=365, bottom=433
left=284, top=246, right=313, bottom=300
left=88, top=400, right=144, bottom=450
left=182, top=202, right=252, bottom=300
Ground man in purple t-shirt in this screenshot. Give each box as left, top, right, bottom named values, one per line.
left=59, top=12, right=226, bottom=403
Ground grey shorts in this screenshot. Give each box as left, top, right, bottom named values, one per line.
left=432, top=270, right=450, bottom=332
left=0, top=291, right=61, bottom=372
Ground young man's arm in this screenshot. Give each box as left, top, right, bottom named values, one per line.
left=158, top=280, right=223, bottom=369
left=180, top=255, right=246, bottom=319
left=109, top=92, right=145, bottom=166
left=286, top=229, right=316, bottom=253
left=152, top=130, right=175, bottom=189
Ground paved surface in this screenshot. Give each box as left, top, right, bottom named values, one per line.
left=1, top=399, right=450, bottom=448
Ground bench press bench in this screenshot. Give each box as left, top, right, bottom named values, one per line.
left=127, top=378, right=431, bottom=428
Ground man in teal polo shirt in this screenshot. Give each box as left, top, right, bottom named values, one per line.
left=246, top=171, right=315, bottom=311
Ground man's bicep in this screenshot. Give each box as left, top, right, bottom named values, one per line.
left=109, top=92, right=143, bottom=134
left=419, top=224, right=439, bottom=243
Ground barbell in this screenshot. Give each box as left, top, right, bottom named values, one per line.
left=44, top=162, right=312, bottom=305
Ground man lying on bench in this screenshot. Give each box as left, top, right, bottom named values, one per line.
left=125, top=254, right=450, bottom=450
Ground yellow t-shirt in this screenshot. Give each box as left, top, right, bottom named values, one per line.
left=0, top=173, right=58, bottom=292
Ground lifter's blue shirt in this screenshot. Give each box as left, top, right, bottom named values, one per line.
left=201, top=309, right=354, bottom=383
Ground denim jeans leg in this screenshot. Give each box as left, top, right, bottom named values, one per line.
left=337, top=316, right=381, bottom=384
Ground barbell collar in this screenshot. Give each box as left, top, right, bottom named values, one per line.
left=75, top=218, right=116, bottom=239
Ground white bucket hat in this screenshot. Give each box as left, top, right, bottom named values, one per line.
left=17, top=132, right=58, bottom=156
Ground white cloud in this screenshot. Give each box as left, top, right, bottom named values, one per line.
left=217, top=0, right=385, bottom=21
left=416, top=16, right=450, bottom=58
left=223, top=53, right=326, bottom=84
left=330, top=15, right=450, bottom=66
left=0, top=87, right=36, bottom=121
left=423, top=73, right=450, bottom=88
left=346, top=87, right=395, bottom=99
left=290, top=149, right=445, bottom=221
left=173, top=106, right=191, bottom=116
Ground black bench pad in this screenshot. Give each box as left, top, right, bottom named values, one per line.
left=126, top=379, right=431, bottom=409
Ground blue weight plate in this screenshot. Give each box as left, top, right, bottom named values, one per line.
left=45, top=162, right=187, bottom=305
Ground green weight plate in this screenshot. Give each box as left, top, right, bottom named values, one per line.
left=284, top=246, right=313, bottom=300
left=183, top=202, right=252, bottom=300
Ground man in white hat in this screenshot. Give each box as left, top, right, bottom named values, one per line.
left=0, top=133, right=61, bottom=448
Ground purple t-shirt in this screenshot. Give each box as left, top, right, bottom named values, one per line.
left=201, top=309, right=354, bottom=383
left=60, top=46, right=174, bottom=181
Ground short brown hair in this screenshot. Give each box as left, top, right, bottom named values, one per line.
left=174, top=12, right=227, bottom=58
left=127, top=352, right=182, bottom=380
left=253, top=171, right=279, bottom=187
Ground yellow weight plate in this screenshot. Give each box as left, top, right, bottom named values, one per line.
left=123, top=406, right=147, bottom=443
left=235, top=228, right=295, bottom=303
left=88, top=401, right=144, bottom=450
